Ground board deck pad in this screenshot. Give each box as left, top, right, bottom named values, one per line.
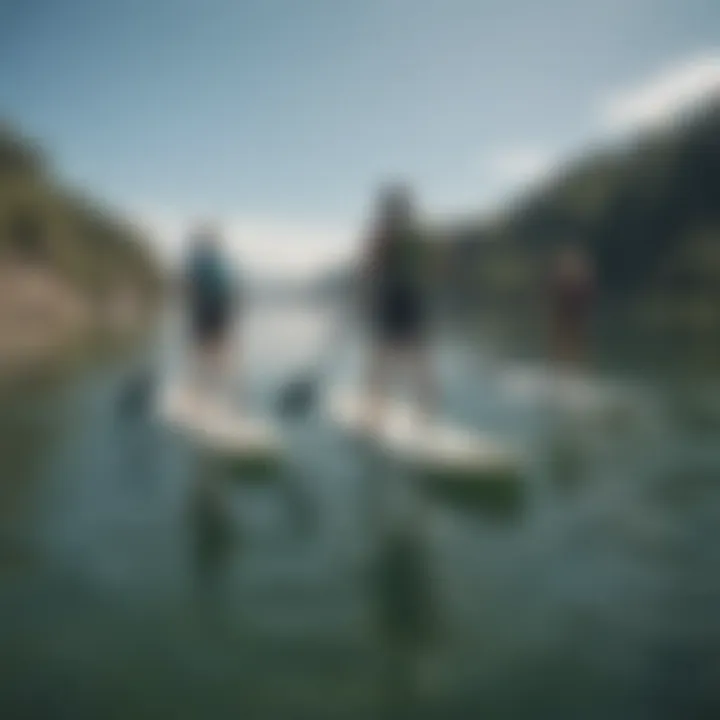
left=159, top=382, right=282, bottom=474
left=328, top=389, right=524, bottom=509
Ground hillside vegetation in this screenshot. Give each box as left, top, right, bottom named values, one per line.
left=0, top=124, right=159, bottom=377
left=443, top=100, right=720, bottom=361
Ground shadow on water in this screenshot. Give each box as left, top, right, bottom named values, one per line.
left=187, top=456, right=238, bottom=605
left=343, top=435, right=441, bottom=717
left=371, top=519, right=441, bottom=717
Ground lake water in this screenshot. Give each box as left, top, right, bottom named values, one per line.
left=0, top=301, right=719, bottom=719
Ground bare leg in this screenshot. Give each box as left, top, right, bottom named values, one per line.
left=407, top=344, right=436, bottom=433
left=217, top=337, right=240, bottom=416
left=552, top=317, right=590, bottom=373
left=365, top=344, right=391, bottom=435
left=192, top=345, right=213, bottom=418
left=230, top=338, right=241, bottom=408
left=210, top=336, right=229, bottom=392
left=189, top=335, right=226, bottom=413
left=189, top=342, right=209, bottom=404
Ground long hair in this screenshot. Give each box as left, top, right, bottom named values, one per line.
left=366, top=184, right=414, bottom=270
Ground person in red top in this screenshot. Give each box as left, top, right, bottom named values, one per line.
left=549, top=245, right=596, bottom=367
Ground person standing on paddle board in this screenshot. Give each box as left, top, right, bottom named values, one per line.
left=184, top=224, right=238, bottom=394
left=362, top=184, right=437, bottom=431
left=549, top=245, right=596, bottom=367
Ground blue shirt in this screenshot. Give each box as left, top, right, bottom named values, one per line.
left=187, top=247, right=233, bottom=309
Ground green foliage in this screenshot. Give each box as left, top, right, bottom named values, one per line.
left=442, top=100, right=720, bottom=347
left=0, top=124, right=159, bottom=296
left=0, top=123, right=46, bottom=178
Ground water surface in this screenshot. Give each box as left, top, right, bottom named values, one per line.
left=1, top=301, right=718, bottom=719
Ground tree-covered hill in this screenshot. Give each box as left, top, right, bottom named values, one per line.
left=443, top=99, right=720, bottom=344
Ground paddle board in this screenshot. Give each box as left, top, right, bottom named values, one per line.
left=328, top=389, right=524, bottom=508
left=159, top=382, right=282, bottom=474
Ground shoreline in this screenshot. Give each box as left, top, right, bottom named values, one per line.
left=0, top=264, right=157, bottom=393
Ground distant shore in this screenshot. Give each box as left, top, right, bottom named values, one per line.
left=0, top=263, right=155, bottom=387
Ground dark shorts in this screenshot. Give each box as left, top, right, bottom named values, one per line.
left=371, top=286, right=427, bottom=347
left=192, top=301, right=231, bottom=345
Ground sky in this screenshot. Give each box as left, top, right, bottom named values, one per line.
left=1, top=0, right=719, bottom=278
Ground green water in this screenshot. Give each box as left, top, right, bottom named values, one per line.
left=0, top=304, right=718, bottom=719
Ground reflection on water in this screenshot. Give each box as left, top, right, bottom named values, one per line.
left=187, top=458, right=237, bottom=603
left=372, top=519, right=440, bottom=716
left=0, top=301, right=719, bottom=718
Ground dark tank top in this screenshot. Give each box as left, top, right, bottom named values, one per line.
left=373, top=229, right=423, bottom=299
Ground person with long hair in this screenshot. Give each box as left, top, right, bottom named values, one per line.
left=361, top=184, right=437, bottom=433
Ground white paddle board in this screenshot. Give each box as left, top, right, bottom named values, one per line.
left=328, top=389, right=523, bottom=488
left=159, top=382, right=282, bottom=471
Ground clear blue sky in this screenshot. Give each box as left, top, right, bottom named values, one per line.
left=1, top=0, right=718, bottom=271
